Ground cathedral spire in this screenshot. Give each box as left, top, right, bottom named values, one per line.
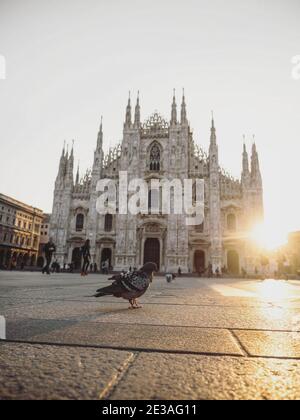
left=97, top=116, right=103, bottom=149
left=242, top=139, right=250, bottom=185
left=251, top=138, right=262, bottom=185
left=209, top=112, right=219, bottom=168
left=62, top=140, right=66, bottom=157
left=67, top=140, right=74, bottom=175
left=124, top=91, right=132, bottom=128
left=76, top=161, right=80, bottom=185
left=70, top=139, right=74, bottom=158
left=210, top=111, right=217, bottom=146
left=134, top=91, right=141, bottom=127
left=171, top=88, right=177, bottom=126
left=57, top=140, right=67, bottom=181
left=242, top=136, right=249, bottom=173
left=180, top=88, right=187, bottom=125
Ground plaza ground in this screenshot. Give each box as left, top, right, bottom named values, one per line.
left=0, top=271, right=300, bottom=400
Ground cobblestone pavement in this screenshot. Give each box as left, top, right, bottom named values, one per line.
left=0, top=271, right=300, bottom=400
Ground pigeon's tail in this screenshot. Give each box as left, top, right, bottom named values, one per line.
left=93, top=283, right=125, bottom=298
left=93, top=284, right=118, bottom=298
left=93, top=291, right=107, bottom=298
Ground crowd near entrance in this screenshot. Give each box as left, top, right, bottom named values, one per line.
left=227, top=250, right=240, bottom=274
left=71, top=247, right=82, bottom=270
left=144, top=238, right=160, bottom=270
left=194, top=250, right=206, bottom=273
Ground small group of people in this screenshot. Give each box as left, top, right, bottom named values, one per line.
left=41, top=238, right=110, bottom=277
left=42, top=239, right=56, bottom=275
left=101, top=259, right=110, bottom=274
left=81, top=239, right=91, bottom=276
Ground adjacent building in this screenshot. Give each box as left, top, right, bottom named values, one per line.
left=37, top=213, right=51, bottom=267
left=287, top=231, right=300, bottom=274
left=50, top=92, right=264, bottom=274
left=0, top=193, right=43, bottom=269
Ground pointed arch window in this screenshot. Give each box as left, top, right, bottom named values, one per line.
left=104, top=214, right=113, bottom=232
left=149, top=143, right=161, bottom=171
left=76, top=214, right=84, bottom=232
left=227, top=213, right=237, bottom=231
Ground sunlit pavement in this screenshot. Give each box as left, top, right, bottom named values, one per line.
left=0, top=271, right=300, bottom=400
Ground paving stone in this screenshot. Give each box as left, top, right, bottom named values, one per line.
left=109, top=353, right=300, bottom=400
left=29, top=322, right=243, bottom=355
left=90, top=304, right=300, bottom=331
left=234, top=330, right=300, bottom=358
left=0, top=342, right=134, bottom=400
left=6, top=318, right=78, bottom=341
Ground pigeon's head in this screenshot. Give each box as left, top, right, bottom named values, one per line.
left=141, top=262, right=158, bottom=281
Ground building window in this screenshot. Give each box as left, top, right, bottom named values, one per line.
left=149, top=143, right=161, bottom=171
left=196, top=222, right=204, bottom=233
left=76, top=214, right=84, bottom=232
left=227, top=214, right=237, bottom=231
left=104, top=214, right=113, bottom=232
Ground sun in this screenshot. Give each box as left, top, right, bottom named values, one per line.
left=249, top=222, right=288, bottom=251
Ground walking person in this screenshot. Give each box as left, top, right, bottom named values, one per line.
left=42, top=239, right=56, bottom=275
left=81, top=239, right=91, bottom=276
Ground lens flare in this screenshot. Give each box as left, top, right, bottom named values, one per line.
left=249, top=222, right=288, bottom=251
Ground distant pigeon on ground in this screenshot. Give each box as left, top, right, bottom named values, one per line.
left=93, top=262, right=158, bottom=309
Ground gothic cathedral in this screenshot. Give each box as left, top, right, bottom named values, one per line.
left=49, top=92, right=263, bottom=275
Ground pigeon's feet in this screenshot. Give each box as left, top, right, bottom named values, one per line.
left=128, top=299, right=135, bottom=310
left=133, top=299, right=142, bottom=309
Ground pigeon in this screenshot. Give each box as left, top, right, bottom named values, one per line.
left=93, top=262, right=158, bottom=309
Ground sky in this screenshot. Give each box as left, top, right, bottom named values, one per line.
left=0, top=0, right=299, bottom=243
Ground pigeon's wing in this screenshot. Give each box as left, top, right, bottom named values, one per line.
left=94, top=271, right=150, bottom=298
left=107, top=273, right=124, bottom=282
left=94, top=282, right=127, bottom=298
left=96, top=278, right=121, bottom=293
left=123, top=271, right=150, bottom=292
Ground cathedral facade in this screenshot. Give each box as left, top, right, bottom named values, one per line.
left=49, top=93, right=263, bottom=275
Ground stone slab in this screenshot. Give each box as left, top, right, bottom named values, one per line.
left=234, top=330, right=300, bottom=358
left=29, top=322, right=243, bottom=356
left=0, top=342, right=133, bottom=400
left=109, top=353, right=300, bottom=400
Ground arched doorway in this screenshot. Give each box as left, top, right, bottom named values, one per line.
left=6, top=251, right=12, bottom=268
left=31, top=255, right=36, bottom=267
left=72, top=247, right=82, bottom=270
left=10, top=252, right=17, bottom=267
left=37, top=256, right=44, bottom=268
left=144, top=238, right=160, bottom=270
left=17, top=254, right=23, bottom=267
left=227, top=250, right=240, bottom=275
left=0, top=250, right=5, bottom=267
left=23, top=254, right=30, bottom=266
left=194, top=250, right=205, bottom=273
left=101, top=248, right=112, bottom=269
